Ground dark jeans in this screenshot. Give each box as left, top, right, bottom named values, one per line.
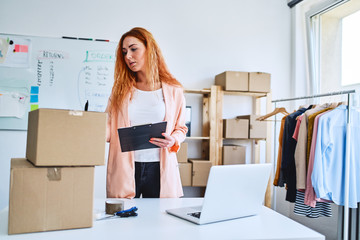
left=135, top=162, right=160, bottom=198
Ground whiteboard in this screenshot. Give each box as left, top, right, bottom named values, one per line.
left=0, top=33, right=117, bottom=130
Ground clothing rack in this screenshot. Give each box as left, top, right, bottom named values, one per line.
left=272, top=89, right=355, bottom=240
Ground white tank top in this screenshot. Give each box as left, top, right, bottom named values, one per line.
left=128, top=87, right=165, bottom=162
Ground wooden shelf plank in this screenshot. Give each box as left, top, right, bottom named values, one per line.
left=186, top=136, right=210, bottom=140
left=184, top=89, right=211, bottom=94
left=223, top=91, right=267, bottom=98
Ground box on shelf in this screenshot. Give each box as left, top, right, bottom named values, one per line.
left=176, top=142, right=188, bottom=163
left=223, top=145, right=246, bottom=165
left=8, top=158, right=94, bottom=234
left=236, top=115, right=267, bottom=139
left=223, top=118, right=249, bottom=139
left=26, top=108, right=106, bottom=166
left=215, top=71, right=248, bottom=91
left=178, top=162, right=192, bottom=186
left=189, top=159, right=212, bottom=187
left=248, top=72, right=271, bottom=93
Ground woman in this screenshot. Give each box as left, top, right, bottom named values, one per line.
left=105, top=27, right=188, bottom=198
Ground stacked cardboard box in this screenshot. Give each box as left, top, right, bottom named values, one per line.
left=223, top=145, right=246, bottom=165
left=178, top=162, right=192, bottom=186
left=236, top=115, right=267, bottom=139
left=176, top=142, right=188, bottom=163
left=8, top=108, right=106, bottom=234
left=215, top=71, right=271, bottom=93
left=223, top=118, right=249, bottom=139
left=188, top=159, right=212, bottom=187
left=223, top=115, right=266, bottom=139
left=176, top=143, right=213, bottom=187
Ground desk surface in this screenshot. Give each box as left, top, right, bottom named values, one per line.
left=0, top=198, right=324, bottom=240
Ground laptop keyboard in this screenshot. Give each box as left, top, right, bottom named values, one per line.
left=187, top=212, right=201, bottom=218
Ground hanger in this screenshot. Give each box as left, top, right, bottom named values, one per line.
left=256, top=107, right=290, bottom=121
left=337, top=101, right=347, bottom=106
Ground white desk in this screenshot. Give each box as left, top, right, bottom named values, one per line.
left=0, top=198, right=324, bottom=240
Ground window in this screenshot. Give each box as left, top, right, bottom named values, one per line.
left=342, top=10, right=360, bottom=86
left=306, top=0, right=360, bottom=94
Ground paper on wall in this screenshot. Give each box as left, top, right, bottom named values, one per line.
left=0, top=38, right=10, bottom=64
left=0, top=91, right=29, bottom=118
left=0, top=37, right=30, bottom=68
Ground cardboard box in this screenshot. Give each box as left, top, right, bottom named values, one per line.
left=236, top=115, right=267, bottom=139
left=223, top=118, right=249, bottom=139
left=223, top=145, right=246, bottom=165
left=215, top=71, right=249, bottom=91
left=26, top=108, right=106, bottom=166
left=179, top=162, right=192, bottom=186
left=249, top=72, right=271, bottom=93
left=176, top=142, right=188, bottom=163
left=8, top=158, right=94, bottom=234
left=189, top=159, right=212, bottom=187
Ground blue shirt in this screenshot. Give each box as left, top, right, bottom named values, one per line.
left=312, top=105, right=360, bottom=208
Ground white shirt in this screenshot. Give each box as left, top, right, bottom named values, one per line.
left=128, top=87, right=165, bottom=162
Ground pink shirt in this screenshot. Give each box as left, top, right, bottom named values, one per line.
left=304, top=111, right=332, bottom=207
left=292, top=114, right=303, bottom=140
left=105, top=82, right=188, bottom=198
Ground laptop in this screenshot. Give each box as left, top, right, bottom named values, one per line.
left=166, top=163, right=272, bottom=225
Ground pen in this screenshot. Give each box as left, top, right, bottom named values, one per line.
left=62, top=36, right=77, bottom=40
left=78, top=37, right=93, bottom=41
left=95, top=39, right=110, bottom=42
left=84, top=100, right=89, bottom=111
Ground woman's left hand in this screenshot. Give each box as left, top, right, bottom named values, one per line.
left=150, top=133, right=175, bottom=148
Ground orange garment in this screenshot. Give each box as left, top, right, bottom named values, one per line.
left=105, top=82, right=188, bottom=198
left=273, top=115, right=288, bottom=186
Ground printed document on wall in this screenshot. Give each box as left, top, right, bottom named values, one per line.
left=0, top=91, right=29, bottom=118
left=0, top=37, right=30, bottom=68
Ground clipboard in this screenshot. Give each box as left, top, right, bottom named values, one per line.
left=118, top=121, right=167, bottom=152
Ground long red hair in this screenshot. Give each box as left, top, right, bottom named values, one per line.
left=109, top=27, right=182, bottom=112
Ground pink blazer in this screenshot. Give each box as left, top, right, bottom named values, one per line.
left=105, top=82, right=188, bottom=198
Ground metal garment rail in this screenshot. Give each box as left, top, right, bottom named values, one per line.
left=272, top=89, right=356, bottom=240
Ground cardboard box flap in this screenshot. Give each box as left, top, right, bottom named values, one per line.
left=10, top=158, right=35, bottom=169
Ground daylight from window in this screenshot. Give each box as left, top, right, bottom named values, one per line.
left=342, top=10, right=360, bottom=86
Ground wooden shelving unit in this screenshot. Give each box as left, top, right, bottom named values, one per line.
left=184, top=86, right=272, bottom=207
left=184, top=86, right=222, bottom=165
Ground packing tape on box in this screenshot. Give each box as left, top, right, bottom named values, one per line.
left=69, top=110, right=83, bottom=116
left=105, top=200, right=124, bottom=214
left=47, top=168, right=61, bottom=181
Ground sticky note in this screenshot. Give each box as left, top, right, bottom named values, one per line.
left=30, top=86, right=39, bottom=94
left=14, top=44, right=29, bottom=53
left=30, top=95, right=38, bottom=103
left=31, top=104, right=39, bottom=111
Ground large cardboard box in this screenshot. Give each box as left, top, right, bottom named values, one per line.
left=248, top=72, right=271, bottom=93
left=215, top=71, right=249, bottom=91
left=189, top=159, right=212, bottom=187
left=223, top=145, right=246, bottom=165
left=223, top=118, right=249, bottom=139
left=26, top=108, right=106, bottom=166
left=8, top=158, right=94, bottom=234
left=176, top=142, right=188, bottom=163
left=178, top=162, right=192, bottom=186
left=236, top=115, right=267, bottom=139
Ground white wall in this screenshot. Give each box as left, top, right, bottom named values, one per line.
left=0, top=0, right=291, bottom=210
